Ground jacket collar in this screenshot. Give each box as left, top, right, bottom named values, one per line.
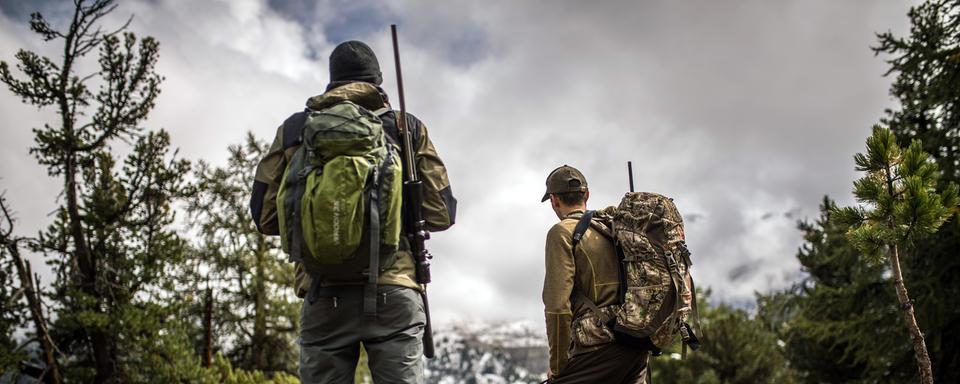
left=305, top=81, right=387, bottom=112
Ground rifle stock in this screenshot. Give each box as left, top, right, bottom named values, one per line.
left=391, top=24, right=436, bottom=359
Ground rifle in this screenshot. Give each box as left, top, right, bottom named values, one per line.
left=391, top=24, right=436, bottom=359
left=627, top=161, right=635, bottom=192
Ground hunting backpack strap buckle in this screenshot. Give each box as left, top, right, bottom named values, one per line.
left=306, top=277, right=322, bottom=305
left=681, top=322, right=700, bottom=350
left=664, top=251, right=678, bottom=268
left=297, top=165, right=315, bottom=179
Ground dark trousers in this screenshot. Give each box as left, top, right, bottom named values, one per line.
left=551, top=343, right=649, bottom=384
left=299, top=285, right=425, bottom=384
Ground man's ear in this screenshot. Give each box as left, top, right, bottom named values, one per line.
left=550, top=194, right=560, bottom=209
left=584, top=190, right=590, bottom=203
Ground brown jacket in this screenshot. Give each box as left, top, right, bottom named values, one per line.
left=251, top=82, right=456, bottom=296
left=543, top=209, right=621, bottom=374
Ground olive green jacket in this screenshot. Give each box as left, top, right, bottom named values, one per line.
left=252, top=82, right=456, bottom=296
left=543, top=209, right=621, bottom=374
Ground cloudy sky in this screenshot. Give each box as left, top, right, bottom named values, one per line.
left=0, top=0, right=916, bottom=325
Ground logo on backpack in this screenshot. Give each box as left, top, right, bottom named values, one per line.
left=276, top=100, right=403, bottom=283
left=574, top=192, right=700, bottom=354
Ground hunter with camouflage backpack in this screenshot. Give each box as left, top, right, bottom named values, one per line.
left=541, top=165, right=698, bottom=384
left=250, top=40, right=456, bottom=383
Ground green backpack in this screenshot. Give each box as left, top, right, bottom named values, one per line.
left=276, top=101, right=402, bottom=290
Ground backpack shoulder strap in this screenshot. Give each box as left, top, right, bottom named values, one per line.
left=281, top=110, right=308, bottom=150
left=382, top=110, right=423, bottom=149
left=571, top=210, right=595, bottom=251
left=570, top=210, right=611, bottom=323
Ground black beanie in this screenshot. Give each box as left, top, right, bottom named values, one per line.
left=329, top=40, right=383, bottom=85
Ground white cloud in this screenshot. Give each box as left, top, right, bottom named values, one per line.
left=0, top=0, right=917, bottom=329
left=0, top=9, right=64, bottom=263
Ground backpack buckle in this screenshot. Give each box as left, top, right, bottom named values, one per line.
left=298, top=165, right=321, bottom=179
left=665, top=251, right=678, bottom=268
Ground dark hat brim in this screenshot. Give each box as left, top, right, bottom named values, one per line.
left=541, top=192, right=550, bottom=202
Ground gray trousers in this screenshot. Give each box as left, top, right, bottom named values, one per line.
left=299, top=285, right=425, bottom=384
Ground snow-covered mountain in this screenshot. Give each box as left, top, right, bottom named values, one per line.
left=425, top=320, right=549, bottom=384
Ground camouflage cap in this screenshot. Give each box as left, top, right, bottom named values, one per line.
left=541, top=165, right=588, bottom=202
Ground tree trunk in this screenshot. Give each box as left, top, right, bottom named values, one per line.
left=65, top=135, right=115, bottom=384
left=889, top=245, right=935, bottom=384
left=252, top=237, right=267, bottom=369
left=5, top=240, right=63, bottom=384
left=59, top=11, right=115, bottom=381
left=202, top=286, right=214, bottom=368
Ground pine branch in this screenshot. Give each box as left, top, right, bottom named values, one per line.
left=0, top=195, right=63, bottom=384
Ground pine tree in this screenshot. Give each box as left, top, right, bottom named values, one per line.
left=876, top=0, right=960, bottom=182
left=761, top=2, right=960, bottom=382
left=0, top=197, right=33, bottom=379
left=649, top=290, right=797, bottom=384
left=758, top=197, right=916, bottom=383
left=184, top=133, right=300, bottom=376
left=0, top=255, right=24, bottom=375
left=0, top=195, right=61, bottom=382
left=875, top=1, right=960, bottom=381
left=833, top=126, right=959, bottom=384
left=0, top=1, right=204, bottom=382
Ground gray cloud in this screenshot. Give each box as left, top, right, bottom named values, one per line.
left=0, top=0, right=917, bottom=327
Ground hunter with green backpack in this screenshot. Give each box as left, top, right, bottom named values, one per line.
left=541, top=164, right=699, bottom=384
left=250, top=40, right=456, bottom=383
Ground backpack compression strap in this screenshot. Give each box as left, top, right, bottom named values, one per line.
left=361, top=106, right=391, bottom=318
left=290, top=163, right=311, bottom=267
left=363, top=166, right=382, bottom=317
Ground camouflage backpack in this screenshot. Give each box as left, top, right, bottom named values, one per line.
left=573, top=192, right=700, bottom=354
left=276, top=100, right=402, bottom=312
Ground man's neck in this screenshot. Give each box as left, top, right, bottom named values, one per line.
left=558, top=205, right=586, bottom=218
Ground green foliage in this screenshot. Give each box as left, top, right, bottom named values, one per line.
left=875, top=0, right=960, bottom=182
left=183, top=133, right=299, bottom=375
left=0, top=1, right=204, bottom=382
left=0, top=1, right=377, bottom=382
left=834, top=126, right=958, bottom=260
left=0, top=237, right=27, bottom=374
left=36, top=129, right=198, bottom=383
left=875, top=1, right=960, bottom=381
left=650, top=291, right=796, bottom=384
left=210, top=354, right=300, bottom=384
left=833, top=126, right=955, bottom=383
left=355, top=345, right=372, bottom=384
left=763, top=2, right=960, bottom=381
left=759, top=198, right=915, bottom=383
left=112, top=302, right=212, bottom=383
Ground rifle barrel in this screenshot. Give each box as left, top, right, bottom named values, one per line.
left=391, top=25, right=417, bottom=183
left=390, top=23, right=436, bottom=360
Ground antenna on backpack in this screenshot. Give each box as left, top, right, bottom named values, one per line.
left=627, top=161, right=635, bottom=192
